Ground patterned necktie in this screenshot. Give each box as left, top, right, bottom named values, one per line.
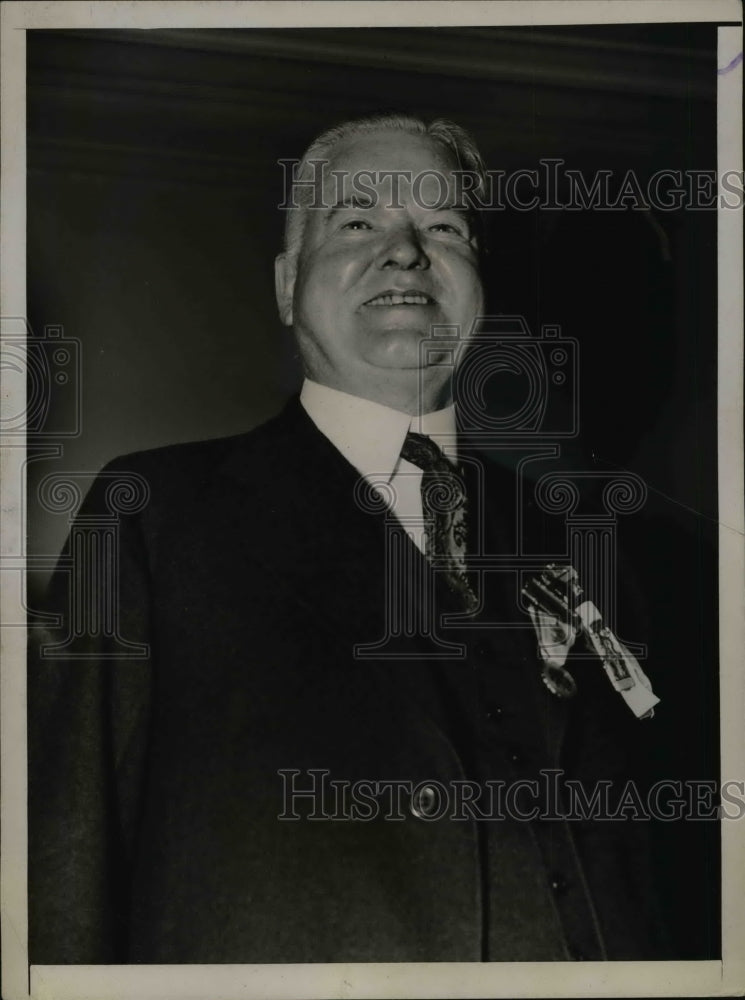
left=400, top=431, right=478, bottom=614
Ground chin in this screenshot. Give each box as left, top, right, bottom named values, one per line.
left=360, top=328, right=441, bottom=369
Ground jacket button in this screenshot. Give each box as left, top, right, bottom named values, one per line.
left=550, top=874, right=568, bottom=895
left=410, top=785, right=440, bottom=819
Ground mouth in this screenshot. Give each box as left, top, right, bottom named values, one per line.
left=363, top=290, right=435, bottom=307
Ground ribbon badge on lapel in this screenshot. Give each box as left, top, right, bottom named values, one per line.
left=521, top=564, right=659, bottom=720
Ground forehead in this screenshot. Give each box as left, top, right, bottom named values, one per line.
left=326, top=130, right=459, bottom=175
left=322, top=130, right=460, bottom=197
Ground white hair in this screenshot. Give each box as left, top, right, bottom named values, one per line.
left=281, top=112, right=488, bottom=263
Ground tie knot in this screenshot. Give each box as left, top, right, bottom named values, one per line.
left=400, top=431, right=453, bottom=473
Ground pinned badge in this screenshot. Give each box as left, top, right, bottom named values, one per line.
left=521, top=563, right=659, bottom=719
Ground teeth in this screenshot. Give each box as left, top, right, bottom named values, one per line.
left=366, top=293, right=430, bottom=306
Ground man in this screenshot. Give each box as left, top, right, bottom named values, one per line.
left=29, top=113, right=665, bottom=964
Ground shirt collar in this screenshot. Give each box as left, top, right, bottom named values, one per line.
left=299, top=379, right=457, bottom=483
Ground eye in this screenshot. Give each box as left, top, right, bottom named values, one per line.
left=428, top=221, right=467, bottom=237
left=341, top=219, right=373, bottom=231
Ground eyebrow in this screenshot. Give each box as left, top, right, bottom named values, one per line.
left=327, top=199, right=472, bottom=216
left=323, top=198, right=477, bottom=235
left=435, top=204, right=472, bottom=216
left=326, top=196, right=376, bottom=219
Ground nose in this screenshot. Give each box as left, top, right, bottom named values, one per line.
left=376, top=222, right=430, bottom=270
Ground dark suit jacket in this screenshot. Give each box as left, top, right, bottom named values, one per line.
left=29, top=396, right=667, bottom=964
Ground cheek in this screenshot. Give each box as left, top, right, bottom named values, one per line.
left=297, top=254, right=360, bottom=308
left=441, top=255, right=484, bottom=307
left=295, top=265, right=332, bottom=319
left=324, top=249, right=366, bottom=290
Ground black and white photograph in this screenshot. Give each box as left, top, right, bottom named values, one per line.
left=1, top=2, right=743, bottom=998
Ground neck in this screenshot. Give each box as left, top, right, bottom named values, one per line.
left=305, top=372, right=453, bottom=416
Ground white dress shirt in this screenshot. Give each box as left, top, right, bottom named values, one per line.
left=299, top=379, right=458, bottom=553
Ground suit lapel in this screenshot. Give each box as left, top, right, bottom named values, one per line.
left=216, top=398, right=467, bottom=743
left=216, top=400, right=571, bottom=766
left=460, top=443, right=572, bottom=767
left=216, top=398, right=385, bottom=642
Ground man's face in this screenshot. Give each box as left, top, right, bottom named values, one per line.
left=275, top=130, right=485, bottom=408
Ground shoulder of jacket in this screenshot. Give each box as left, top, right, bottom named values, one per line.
left=80, top=403, right=300, bottom=522
left=101, top=404, right=295, bottom=481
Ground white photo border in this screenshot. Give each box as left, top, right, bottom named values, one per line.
left=2, top=3, right=742, bottom=998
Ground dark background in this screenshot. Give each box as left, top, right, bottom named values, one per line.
left=27, top=25, right=720, bottom=959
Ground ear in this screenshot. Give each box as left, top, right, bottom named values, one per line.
left=274, top=252, right=296, bottom=326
